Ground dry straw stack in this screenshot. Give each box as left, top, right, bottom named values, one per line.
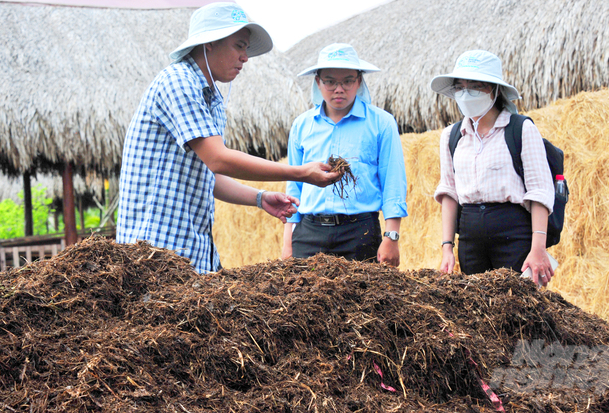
left=214, top=88, right=609, bottom=320
left=286, top=0, right=609, bottom=133
left=0, top=3, right=303, bottom=180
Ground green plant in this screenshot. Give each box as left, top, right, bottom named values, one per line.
left=0, top=198, right=23, bottom=239
left=0, top=185, right=52, bottom=239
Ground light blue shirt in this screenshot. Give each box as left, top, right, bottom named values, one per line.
left=286, top=96, right=408, bottom=222
left=117, top=56, right=224, bottom=274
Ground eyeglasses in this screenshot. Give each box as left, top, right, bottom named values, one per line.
left=450, top=82, right=491, bottom=98
left=317, top=76, right=360, bottom=91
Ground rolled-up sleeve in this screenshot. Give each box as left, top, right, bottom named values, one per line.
left=521, top=120, right=555, bottom=214
left=434, top=126, right=459, bottom=204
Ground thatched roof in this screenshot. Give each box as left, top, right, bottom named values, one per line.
left=285, top=0, right=609, bottom=132
left=0, top=3, right=305, bottom=177
left=216, top=50, right=308, bottom=160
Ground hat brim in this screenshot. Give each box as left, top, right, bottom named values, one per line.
left=430, top=73, right=520, bottom=101
left=297, top=59, right=380, bottom=77
left=169, top=22, right=273, bottom=63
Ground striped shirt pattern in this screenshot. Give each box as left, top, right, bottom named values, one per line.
left=434, top=110, right=554, bottom=213
left=117, top=56, right=226, bottom=273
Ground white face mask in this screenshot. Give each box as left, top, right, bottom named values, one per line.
left=455, top=91, right=495, bottom=118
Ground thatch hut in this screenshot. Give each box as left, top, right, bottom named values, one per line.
left=0, top=2, right=301, bottom=175
left=0, top=2, right=306, bottom=242
left=0, top=171, right=114, bottom=232
left=285, top=0, right=609, bottom=132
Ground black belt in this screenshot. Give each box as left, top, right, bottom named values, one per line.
left=304, top=212, right=378, bottom=226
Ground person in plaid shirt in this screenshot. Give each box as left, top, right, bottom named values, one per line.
left=117, top=3, right=339, bottom=273
left=431, top=50, right=555, bottom=285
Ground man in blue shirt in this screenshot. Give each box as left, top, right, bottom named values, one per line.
left=282, top=44, right=408, bottom=266
left=117, top=3, right=339, bottom=273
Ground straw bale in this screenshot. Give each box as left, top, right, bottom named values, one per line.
left=0, top=3, right=305, bottom=178
left=531, top=90, right=609, bottom=319
left=285, top=0, right=609, bottom=133
left=213, top=175, right=287, bottom=268
left=214, top=88, right=609, bottom=320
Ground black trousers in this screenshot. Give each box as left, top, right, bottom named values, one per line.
left=458, top=203, right=532, bottom=275
left=292, top=212, right=381, bottom=262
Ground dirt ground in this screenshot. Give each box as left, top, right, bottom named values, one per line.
left=1, top=236, right=608, bottom=412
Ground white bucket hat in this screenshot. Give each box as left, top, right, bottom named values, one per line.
left=298, top=43, right=380, bottom=106
left=430, top=50, right=521, bottom=114
left=169, top=2, right=273, bottom=63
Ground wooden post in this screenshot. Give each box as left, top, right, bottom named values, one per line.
left=12, top=247, right=20, bottom=268
left=0, top=247, right=6, bottom=271
left=108, top=177, right=116, bottom=224
left=62, top=163, right=78, bottom=246
left=54, top=207, right=60, bottom=233
left=23, top=171, right=33, bottom=236
left=79, top=196, right=85, bottom=233
left=100, top=175, right=106, bottom=221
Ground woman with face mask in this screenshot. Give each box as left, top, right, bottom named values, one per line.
left=430, top=50, right=555, bottom=285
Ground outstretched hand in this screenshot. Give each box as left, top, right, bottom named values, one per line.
left=302, top=162, right=341, bottom=188
left=261, top=192, right=300, bottom=223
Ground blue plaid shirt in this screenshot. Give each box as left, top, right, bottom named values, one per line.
left=117, top=56, right=226, bottom=273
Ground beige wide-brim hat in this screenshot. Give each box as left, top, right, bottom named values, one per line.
left=430, top=50, right=521, bottom=113
left=169, top=2, right=273, bottom=63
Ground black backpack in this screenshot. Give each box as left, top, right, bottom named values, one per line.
left=448, top=114, right=568, bottom=248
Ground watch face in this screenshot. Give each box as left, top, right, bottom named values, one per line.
left=384, top=231, right=399, bottom=241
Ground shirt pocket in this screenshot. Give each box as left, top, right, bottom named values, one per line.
left=487, top=161, right=506, bottom=171
left=484, top=147, right=512, bottom=173
left=352, top=132, right=379, bottom=167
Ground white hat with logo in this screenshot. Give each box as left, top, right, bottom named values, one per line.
left=298, top=43, right=380, bottom=106
left=170, top=2, right=273, bottom=63
left=430, top=50, right=521, bottom=113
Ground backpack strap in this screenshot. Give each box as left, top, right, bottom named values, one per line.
left=449, top=120, right=464, bottom=159
left=448, top=120, right=465, bottom=232
left=503, top=114, right=534, bottom=185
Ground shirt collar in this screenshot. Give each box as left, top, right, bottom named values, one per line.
left=315, top=96, right=366, bottom=121
left=183, top=55, right=224, bottom=108
left=461, top=109, right=511, bottom=135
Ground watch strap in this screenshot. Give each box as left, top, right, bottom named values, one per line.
left=256, top=189, right=266, bottom=209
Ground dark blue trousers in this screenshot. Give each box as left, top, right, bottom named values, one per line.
left=292, top=212, right=381, bottom=262
left=458, top=203, right=532, bottom=275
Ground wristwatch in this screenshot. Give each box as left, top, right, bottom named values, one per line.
left=383, top=231, right=400, bottom=241
left=256, top=189, right=266, bottom=209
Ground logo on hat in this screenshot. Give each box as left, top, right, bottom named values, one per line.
left=231, top=10, right=248, bottom=23
left=456, top=56, right=481, bottom=70
left=327, top=50, right=348, bottom=61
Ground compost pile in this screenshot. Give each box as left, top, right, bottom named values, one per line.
left=1, top=237, right=609, bottom=412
